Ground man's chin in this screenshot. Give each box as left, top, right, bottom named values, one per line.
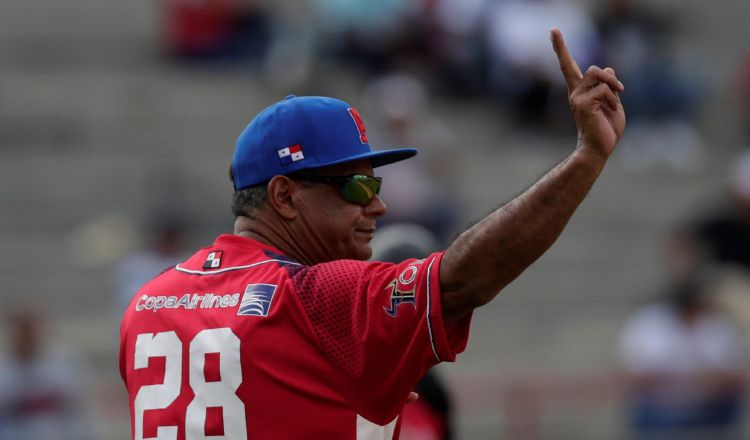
left=354, top=245, right=372, bottom=261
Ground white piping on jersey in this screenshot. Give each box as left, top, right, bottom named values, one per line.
left=425, top=257, right=441, bottom=362
left=174, top=259, right=301, bottom=275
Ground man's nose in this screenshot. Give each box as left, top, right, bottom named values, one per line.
left=365, top=195, right=387, bottom=217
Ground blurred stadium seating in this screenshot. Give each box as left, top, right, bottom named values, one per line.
left=1, top=0, right=749, bottom=437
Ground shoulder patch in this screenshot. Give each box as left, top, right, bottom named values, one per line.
left=383, top=266, right=418, bottom=317
left=203, top=250, right=223, bottom=269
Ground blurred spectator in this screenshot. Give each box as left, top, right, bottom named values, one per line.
left=618, top=278, right=746, bottom=438
left=597, top=0, right=703, bottom=171
left=310, top=0, right=426, bottom=72
left=0, top=310, right=93, bottom=440
left=677, top=151, right=750, bottom=276
left=670, top=151, right=750, bottom=335
left=114, top=213, right=188, bottom=312
left=370, top=223, right=454, bottom=440
left=426, top=0, right=489, bottom=96
left=482, top=0, right=601, bottom=128
left=361, top=72, right=461, bottom=242
left=735, top=52, right=750, bottom=142
left=261, top=13, right=315, bottom=88
left=161, top=0, right=272, bottom=63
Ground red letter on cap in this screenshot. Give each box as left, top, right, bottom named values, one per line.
left=347, top=108, right=369, bottom=144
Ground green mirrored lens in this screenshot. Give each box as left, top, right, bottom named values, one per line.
left=341, top=175, right=381, bottom=206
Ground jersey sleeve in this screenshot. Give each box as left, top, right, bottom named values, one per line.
left=289, top=251, right=471, bottom=423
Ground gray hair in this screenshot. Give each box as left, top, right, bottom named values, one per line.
left=231, top=185, right=268, bottom=218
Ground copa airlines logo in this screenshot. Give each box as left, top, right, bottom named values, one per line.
left=135, top=292, right=240, bottom=313
left=237, top=284, right=278, bottom=317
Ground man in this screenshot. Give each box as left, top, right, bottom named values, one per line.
left=0, top=310, right=93, bottom=440
left=619, top=278, right=746, bottom=438
left=120, top=29, right=625, bottom=439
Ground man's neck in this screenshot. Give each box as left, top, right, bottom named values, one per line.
left=233, top=215, right=319, bottom=265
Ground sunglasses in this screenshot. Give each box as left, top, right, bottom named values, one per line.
left=290, top=173, right=383, bottom=206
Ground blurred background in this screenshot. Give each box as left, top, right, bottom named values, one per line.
left=1, top=0, right=750, bottom=438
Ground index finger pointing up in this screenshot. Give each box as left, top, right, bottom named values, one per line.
left=550, top=28, right=582, bottom=91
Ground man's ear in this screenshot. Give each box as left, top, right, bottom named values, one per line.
left=266, top=176, right=299, bottom=221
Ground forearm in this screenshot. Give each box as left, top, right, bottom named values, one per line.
left=440, top=148, right=607, bottom=324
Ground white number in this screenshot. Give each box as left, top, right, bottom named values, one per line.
left=133, top=328, right=247, bottom=440
left=186, top=328, right=246, bottom=439
left=134, top=332, right=182, bottom=440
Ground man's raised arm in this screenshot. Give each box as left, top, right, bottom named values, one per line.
left=440, top=28, right=627, bottom=324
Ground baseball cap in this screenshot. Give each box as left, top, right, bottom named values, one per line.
left=231, top=95, right=418, bottom=191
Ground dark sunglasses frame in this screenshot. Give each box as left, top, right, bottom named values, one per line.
left=289, top=173, right=382, bottom=206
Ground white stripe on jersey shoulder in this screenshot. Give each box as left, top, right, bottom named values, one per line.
left=356, top=414, right=398, bottom=440
left=174, top=258, right=301, bottom=275
left=425, top=256, right=441, bottom=362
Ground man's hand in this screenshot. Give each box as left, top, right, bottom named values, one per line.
left=551, top=28, right=626, bottom=161
left=441, top=29, right=628, bottom=325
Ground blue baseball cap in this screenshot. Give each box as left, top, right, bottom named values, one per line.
left=231, top=95, right=418, bottom=191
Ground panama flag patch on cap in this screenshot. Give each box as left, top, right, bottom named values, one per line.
left=278, top=144, right=304, bottom=165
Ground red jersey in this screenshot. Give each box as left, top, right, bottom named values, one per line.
left=120, top=234, right=471, bottom=439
